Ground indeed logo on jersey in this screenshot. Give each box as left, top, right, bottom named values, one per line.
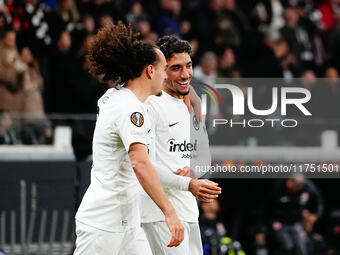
left=168, top=138, right=198, bottom=152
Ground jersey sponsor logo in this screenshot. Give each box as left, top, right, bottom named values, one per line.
left=169, top=122, right=179, bottom=127
left=193, top=115, right=200, bottom=131
left=167, top=138, right=198, bottom=152
left=130, top=112, right=144, bottom=127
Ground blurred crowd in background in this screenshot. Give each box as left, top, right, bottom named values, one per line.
left=0, top=1, right=340, bottom=255
left=0, top=0, right=340, bottom=147
left=199, top=175, right=340, bottom=255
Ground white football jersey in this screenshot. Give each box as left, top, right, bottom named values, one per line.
left=76, top=87, right=150, bottom=232
left=141, top=91, right=211, bottom=223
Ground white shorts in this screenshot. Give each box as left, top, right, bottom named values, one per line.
left=74, top=221, right=152, bottom=255
left=141, top=221, right=203, bottom=255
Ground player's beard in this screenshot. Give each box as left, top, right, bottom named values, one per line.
left=176, top=88, right=190, bottom=96
left=169, top=80, right=190, bottom=96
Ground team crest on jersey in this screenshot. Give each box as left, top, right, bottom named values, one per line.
left=193, top=115, right=200, bottom=131
left=130, top=112, right=144, bottom=127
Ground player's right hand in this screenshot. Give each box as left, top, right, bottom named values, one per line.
left=189, top=179, right=222, bottom=202
left=165, top=212, right=185, bottom=247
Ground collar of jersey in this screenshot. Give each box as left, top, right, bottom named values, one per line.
left=161, top=90, right=184, bottom=104
left=120, top=86, right=142, bottom=102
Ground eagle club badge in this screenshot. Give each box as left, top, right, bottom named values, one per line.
left=193, top=115, right=200, bottom=131
left=130, top=112, right=144, bottom=127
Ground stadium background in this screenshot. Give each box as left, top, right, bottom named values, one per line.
left=0, top=0, right=340, bottom=254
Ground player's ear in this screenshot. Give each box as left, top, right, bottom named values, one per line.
left=146, top=65, right=154, bottom=79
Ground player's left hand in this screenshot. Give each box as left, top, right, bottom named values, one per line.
left=165, top=211, right=185, bottom=247
left=174, top=166, right=191, bottom=177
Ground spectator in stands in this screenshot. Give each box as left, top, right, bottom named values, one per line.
left=98, top=13, right=114, bottom=28
left=4, top=0, right=52, bottom=69
left=47, top=0, right=80, bottom=41
left=5, top=0, right=52, bottom=47
left=217, top=47, right=239, bottom=78
left=125, top=1, right=148, bottom=25
left=19, top=46, right=52, bottom=144
left=0, top=14, right=6, bottom=32
left=215, top=14, right=241, bottom=50
left=318, top=0, right=338, bottom=31
left=218, top=0, right=250, bottom=49
left=75, top=33, right=92, bottom=58
left=43, top=0, right=56, bottom=10
left=179, top=20, right=191, bottom=40
left=189, top=0, right=222, bottom=54
left=270, top=39, right=302, bottom=80
left=0, top=109, right=20, bottom=144
left=45, top=30, right=75, bottom=114
left=256, top=175, right=324, bottom=255
left=300, top=69, right=317, bottom=90
left=135, top=16, right=158, bottom=41
left=280, top=5, right=316, bottom=69
left=70, top=15, right=95, bottom=54
left=199, top=199, right=227, bottom=255
left=194, top=51, right=218, bottom=88
left=188, top=38, right=200, bottom=65
left=200, top=198, right=246, bottom=255
left=77, top=0, right=121, bottom=22
left=6, top=0, right=31, bottom=32
left=253, top=0, right=285, bottom=40
left=0, top=29, right=26, bottom=113
left=82, top=15, right=95, bottom=34
left=20, top=46, right=44, bottom=116
left=157, top=0, right=181, bottom=37
left=0, top=3, right=11, bottom=32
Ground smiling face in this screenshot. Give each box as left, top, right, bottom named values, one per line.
left=164, top=52, right=192, bottom=98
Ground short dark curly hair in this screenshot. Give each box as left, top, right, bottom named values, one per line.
left=88, top=21, right=159, bottom=84
left=157, top=35, right=192, bottom=60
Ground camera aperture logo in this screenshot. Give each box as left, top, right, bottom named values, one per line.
left=200, top=83, right=312, bottom=128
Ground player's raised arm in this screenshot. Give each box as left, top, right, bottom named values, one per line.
left=183, top=85, right=202, bottom=122
left=128, top=143, right=184, bottom=247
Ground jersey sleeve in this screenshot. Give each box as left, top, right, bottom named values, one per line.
left=146, top=96, right=192, bottom=190
left=117, top=103, right=148, bottom=152
left=154, top=162, right=191, bottom=191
